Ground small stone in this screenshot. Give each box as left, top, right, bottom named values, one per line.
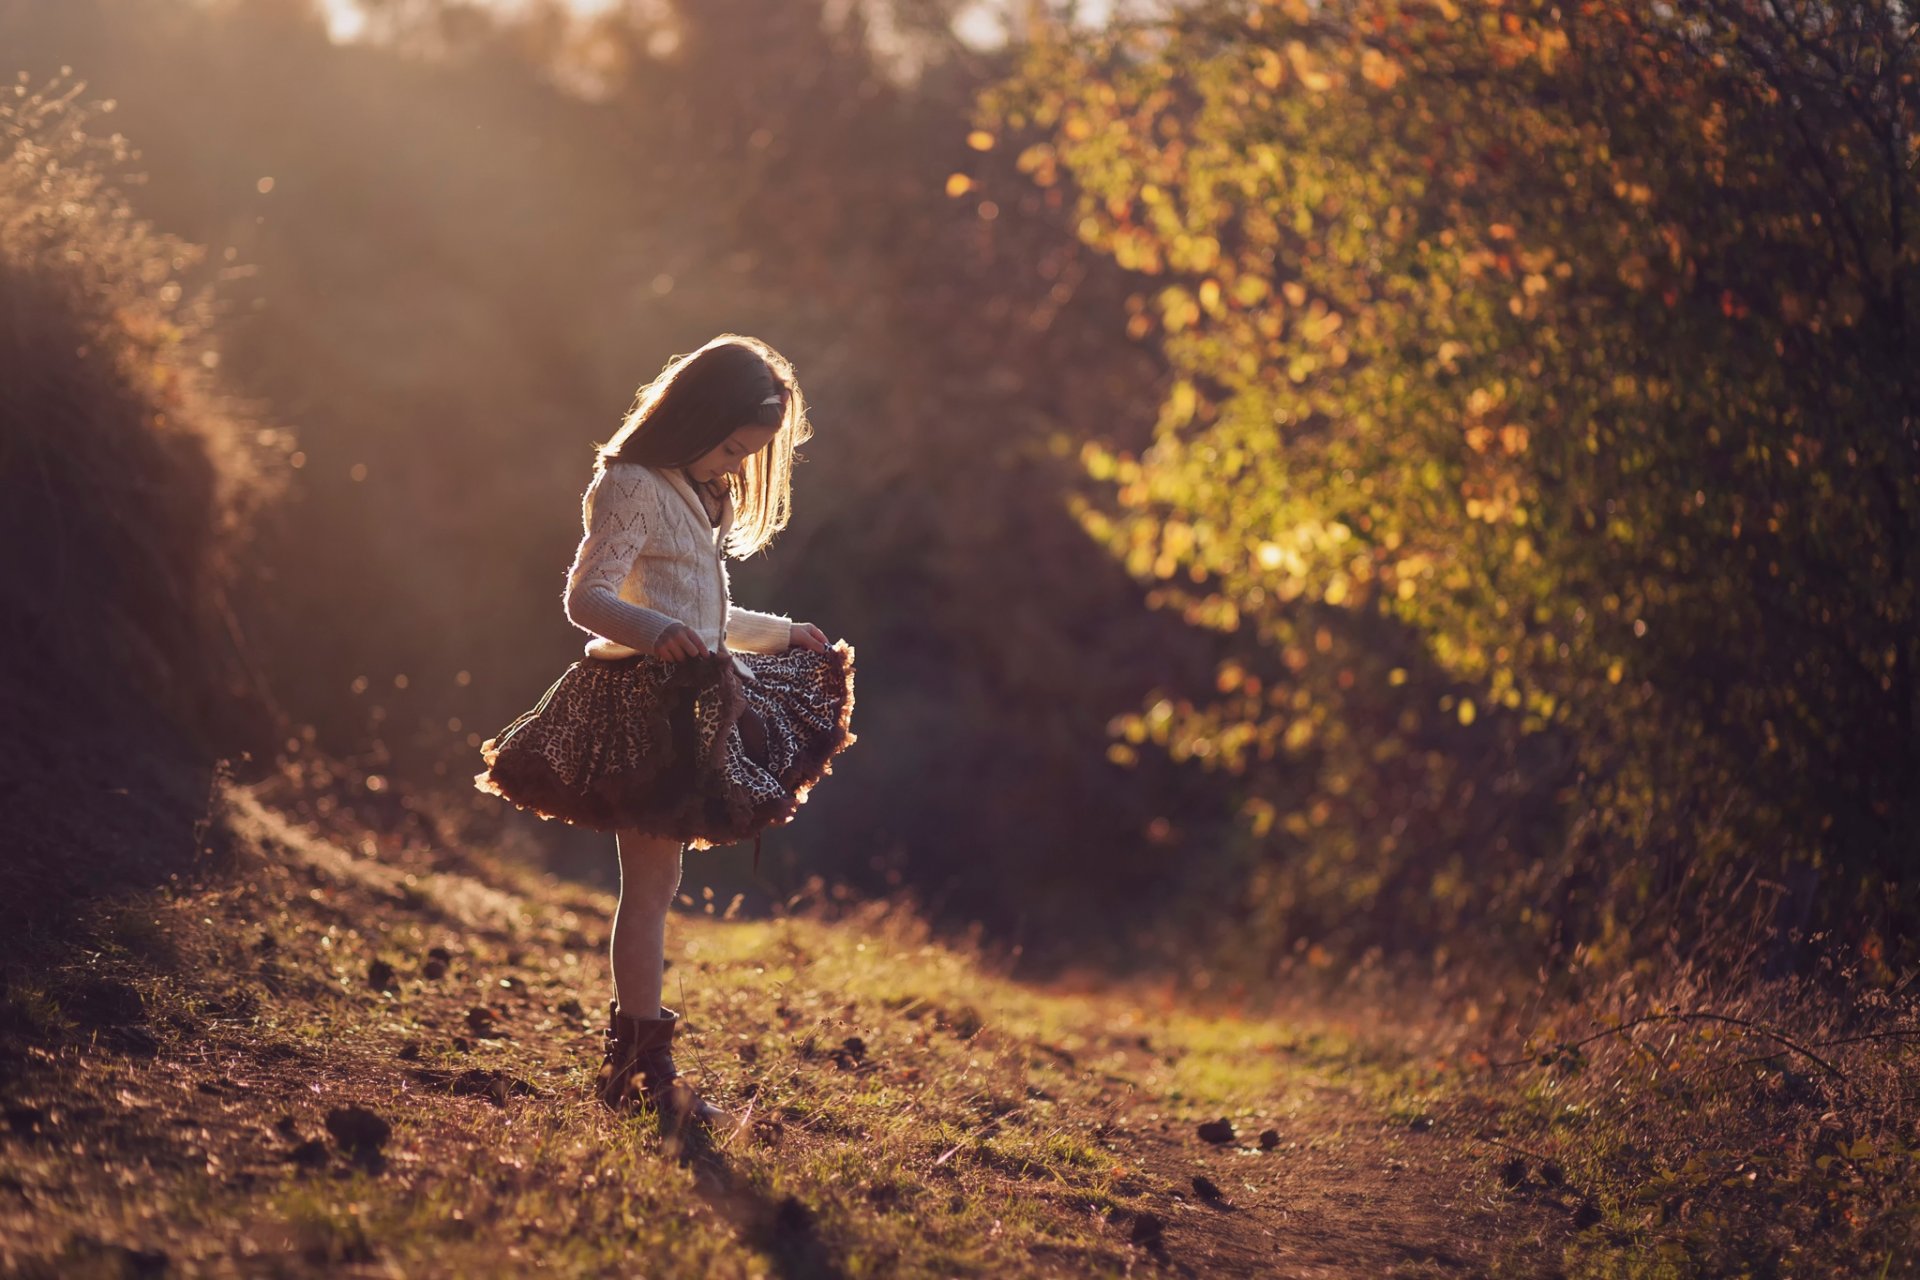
left=5, top=1105, right=48, bottom=1137
left=108, top=1026, right=161, bottom=1057
left=1258, top=1128, right=1280, bottom=1150
left=448, top=1068, right=539, bottom=1106
left=324, top=1105, right=391, bottom=1154
left=773, top=1195, right=815, bottom=1238
left=118, top=1246, right=169, bottom=1278
left=1196, top=1118, right=1235, bottom=1144
left=1128, top=1210, right=1164, bottom=1247
left=287, top=1138, right=329, bottom=1168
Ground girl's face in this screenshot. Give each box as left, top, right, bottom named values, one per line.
left=685, top=423, right=778, bottom=484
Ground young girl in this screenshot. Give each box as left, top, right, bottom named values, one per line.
left=474, top=335, right=856, bottom=1136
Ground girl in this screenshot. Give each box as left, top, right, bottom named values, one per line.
left=474, top=335, right=856, bottom=1136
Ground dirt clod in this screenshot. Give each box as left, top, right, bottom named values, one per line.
left=287, top=1137, right=328, bottom=1167
left=324, top=1104, right=391, bottom=1153
left=773, top=1194, right=816, bottom=1238
left=1258, top=1128, right=1280, bottom=1150
left=1196, top=1117, right=1235, bottom=1144
left=6, top=1104, right=49, bottom=1137
left=412, top=1067, right=540, bottom=1107
left=120, top=1245, right=169, bottom=1277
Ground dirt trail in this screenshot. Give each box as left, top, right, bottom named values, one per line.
left=1025, top=999, right=1572, bottom=1280
left=0, top=782, right=1573, bottom=1278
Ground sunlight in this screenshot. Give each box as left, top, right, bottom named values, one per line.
left=316, top=0, right=1118, bottom=48
left=318, top=0, right=627, bottom=44
left=317, top=0, right=364, bottom=41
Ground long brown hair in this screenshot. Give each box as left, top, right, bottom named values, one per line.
left=595, top=334, right=811, bottom=558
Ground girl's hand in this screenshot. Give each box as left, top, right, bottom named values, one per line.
left=654, top=622, right=709, bottom=661
left=789, top=622, right=829, bottom=652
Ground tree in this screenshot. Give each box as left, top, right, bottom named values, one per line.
left=988, top=0, right=1920, bottom=976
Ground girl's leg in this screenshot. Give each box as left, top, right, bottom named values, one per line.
left=611, top=830, right=684, bottom=1016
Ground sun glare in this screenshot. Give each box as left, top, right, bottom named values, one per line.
left=317, top=0, right=1116, bottom=48
left=318, top=0, right=365, bottom=42
left=318, top=0, right=628, bottom=44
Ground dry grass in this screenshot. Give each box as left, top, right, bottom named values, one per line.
left=6, top=751, right=1911, bottom=1277
left=1472, top=954, right=1920, bottom=1279
left=0, top=760, right=1578, bottom=1279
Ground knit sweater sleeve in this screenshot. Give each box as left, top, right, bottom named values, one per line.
left=727, top=604, right=794, bottom=654
left=563, top=466, right=681, bottom=652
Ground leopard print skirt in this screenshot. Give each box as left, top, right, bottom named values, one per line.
left=473, top=642, right=855, bottom=851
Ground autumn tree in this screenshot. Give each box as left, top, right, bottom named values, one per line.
left=988, top=0, right=1920, bottom=976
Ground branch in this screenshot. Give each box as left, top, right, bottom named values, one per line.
left=1489, top=1011, right=1850, bottom=1081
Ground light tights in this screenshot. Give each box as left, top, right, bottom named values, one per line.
left=610, top=830, right=684, bottom=1018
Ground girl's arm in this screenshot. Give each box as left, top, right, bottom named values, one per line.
left=726, top=606, right=795, bottom=654
left=563, top=467, right=683, bottom=652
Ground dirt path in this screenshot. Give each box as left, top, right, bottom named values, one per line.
left=0, top=782, right=1575, bottom=1278
left=1031, top=1001, right=1573, bottom=1280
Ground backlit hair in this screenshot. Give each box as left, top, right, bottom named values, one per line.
left=595, top=334, right=811, bottom=558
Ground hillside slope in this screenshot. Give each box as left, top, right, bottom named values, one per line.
left=0, top=765, right=1568, bottom=1278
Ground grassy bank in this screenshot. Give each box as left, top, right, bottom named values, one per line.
left=1, top=762, right=1579, bottom=1279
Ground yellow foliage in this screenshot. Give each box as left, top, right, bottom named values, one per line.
left=1284, top=41, right=1334, bottom=93
left=1254, top=48, right=1285, bottom=90
left=1361, top=48, right=1403, bottom=90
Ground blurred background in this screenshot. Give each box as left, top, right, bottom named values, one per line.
left=3, top=0, right=1915, bottom=992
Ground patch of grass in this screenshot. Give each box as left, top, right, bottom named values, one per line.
left=1467, top=961, right=1920, bottom=1279
left=2, top=780, right=1296, bottom=1276
left=10, top=773, right=1638, bottom=1276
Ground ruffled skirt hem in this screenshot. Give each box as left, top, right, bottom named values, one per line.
left=474, top=641, right=856, bottom=851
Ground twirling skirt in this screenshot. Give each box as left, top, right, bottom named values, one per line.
left=473, top=642, right=855, bottom=863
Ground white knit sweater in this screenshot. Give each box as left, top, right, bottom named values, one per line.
left=562, top=463, right=793, bottom=667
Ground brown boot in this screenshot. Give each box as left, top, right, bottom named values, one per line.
left=596, top=1001, right=732, bottom=1135
left=595, top=998, right=645, bottom=1110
